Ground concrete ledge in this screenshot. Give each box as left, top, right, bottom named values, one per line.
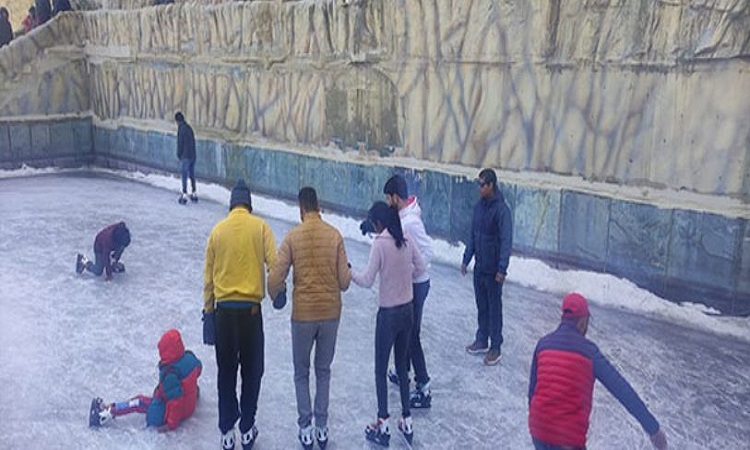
left=0, top=117, right=92, bottom=168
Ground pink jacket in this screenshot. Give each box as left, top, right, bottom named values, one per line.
left=352, top=229, right=426, bottom=308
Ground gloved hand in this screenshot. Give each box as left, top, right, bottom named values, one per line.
left=273, top=290, right=287, bottom=310
left=650, top=429, right=668, bottom=450
left=202, top=311, right=215, bottom=346
left=359, top=219, right=375, bottom=235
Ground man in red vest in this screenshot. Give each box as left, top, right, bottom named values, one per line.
left=528, top=293, right=668, bottom=450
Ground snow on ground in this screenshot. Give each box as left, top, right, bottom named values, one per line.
left=0, top=169, right=748, bottom=450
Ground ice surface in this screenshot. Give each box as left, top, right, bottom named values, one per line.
left=0, top=171, right=748, bottom=449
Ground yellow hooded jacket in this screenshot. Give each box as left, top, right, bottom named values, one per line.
left=203, top=208, right=277, bottom=312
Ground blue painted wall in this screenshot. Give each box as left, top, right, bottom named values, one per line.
left=2, top=119, right=748, bottom=315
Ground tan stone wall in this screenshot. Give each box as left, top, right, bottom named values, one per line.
left=1, top=0, right=749, bottom=200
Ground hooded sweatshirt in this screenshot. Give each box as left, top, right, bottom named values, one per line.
left=399, top=196, right=432, bottom=283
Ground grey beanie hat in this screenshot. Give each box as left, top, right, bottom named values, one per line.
left=229, top=178, right=252, bottom=211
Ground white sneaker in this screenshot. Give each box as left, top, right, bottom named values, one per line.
left=298, top=425, right=314, bottom=449
left=221, top=427, right=237, bottom=450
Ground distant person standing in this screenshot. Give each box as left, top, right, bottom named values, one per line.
left=76, top=221, right=131, bottom=281
left=52, top=0, right=72, bottom=16
left=202, top=179, right=278, bottom=450
left=22, top=6, right=36, bottom=34
left=0, top=8, right=12, bottom=47
left=175, top=111, right=197, bottom=204
left=35, top=0, right=51, bottom=24
left=268, top=187, right=352, bottom=450
left=461, top=168, right=512, bottom=366
left=381, top=175, right=434, bottom=409
left=528, top=293, right=668, bottom=450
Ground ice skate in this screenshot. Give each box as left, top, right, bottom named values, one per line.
left=221, top=427, right=237, bottom=450
left=298, top=425, right=314, bottom=450
left=410, top=380, right=432, bottom=409
left=111, top=261, right=126, bottom=273
left=398, top=416, right=414, bottom=448
left=240, top=425, right=258, bottom=450
left=365, top=417, right=390, bottom=447
left=178, top=193, right=188, bottom=205
left=315, top=425, right=329, bottom=450
left=88, top=397, right=113, bottom=428
left=76, top=253, right=86, bottom=274
left=190, top=192, right=198, bottom=203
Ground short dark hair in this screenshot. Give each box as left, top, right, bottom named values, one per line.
left=383, top=175, right=408, bottom=199
left=174, top=111, right=184, bottom=122
left=479, top=168, right=497, bottom=187
left=298, top=187, right=319, bottom=211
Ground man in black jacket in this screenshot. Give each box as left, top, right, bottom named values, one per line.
left=460, top=168, right=513, bottom=366
left=35, top=0, right=52, bottom=24
left=53, top=0, right=72, bottom=16
left=175, top=112, right=197, bottom=204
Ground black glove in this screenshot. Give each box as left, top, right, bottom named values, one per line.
left=202, top=311, right=215, bottom=346
left=273, top=290, right=287, bottom=310
left=359, top=219, right=375, bottom=235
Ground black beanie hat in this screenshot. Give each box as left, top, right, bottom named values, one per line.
left=230, top=178, right=252, bottom=211
left=383, top=175, right=408, bottom=199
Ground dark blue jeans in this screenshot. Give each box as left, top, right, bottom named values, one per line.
left=407, top=280, right=430, bottom=385
left=473, top=272, right=504, bottom=350
left=215, top=304, right=264, bottom=434
left=85, top=250, right=106, bottom=276
left=180, top=158, right=196, bottom=194
left=375, top=302, right=413, bottom=419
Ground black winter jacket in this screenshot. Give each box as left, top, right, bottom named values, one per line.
left=176, top=122, right=196, bottom=161
left=462, top=189, right=513, bottom=276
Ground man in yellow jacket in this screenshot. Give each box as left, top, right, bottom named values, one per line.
left=268, top=187, right=352, bottom=450
left=203, top=178, right=278, bottom=450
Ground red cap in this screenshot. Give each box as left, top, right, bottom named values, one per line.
left=562, top=293, right=590, bottom=318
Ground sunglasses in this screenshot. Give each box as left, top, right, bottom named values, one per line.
left=477, top=180, right=489, bottom=187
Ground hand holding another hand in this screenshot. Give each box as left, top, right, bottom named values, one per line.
left=273, top=290, right=287, bottom=310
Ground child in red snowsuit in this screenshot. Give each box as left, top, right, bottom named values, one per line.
left=89, top=329, right=202, bottom=430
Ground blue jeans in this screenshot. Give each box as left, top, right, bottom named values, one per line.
left=180, top=158, right=196, bottom=194
left=375, top=302, right=413, bottom=419
left=407, top=280, right=430, bottom=385
left=473, top=272, right=504, bottom=350
left=85, top=250, right=106, bottom=276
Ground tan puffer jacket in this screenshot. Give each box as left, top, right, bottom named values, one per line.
left=268, top=211, right=352, bottom=322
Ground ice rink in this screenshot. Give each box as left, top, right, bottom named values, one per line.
left=0, top=172, right=748, bottom=449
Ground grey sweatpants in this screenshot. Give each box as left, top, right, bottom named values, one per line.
left=292, top=318, right=340, bottom=429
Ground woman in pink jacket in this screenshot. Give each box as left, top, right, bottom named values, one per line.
left=352, top=201, right=426, bottom=448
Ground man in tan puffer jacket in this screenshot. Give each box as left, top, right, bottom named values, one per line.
left=268, top=186, right=352, bottom=450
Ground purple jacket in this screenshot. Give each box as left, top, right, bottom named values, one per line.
left=93, top=222, right=127, bottom=278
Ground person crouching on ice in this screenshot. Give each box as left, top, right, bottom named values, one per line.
left=89, top=329, right=202, bottom=430
left=76, top=221, right=131, bottom=281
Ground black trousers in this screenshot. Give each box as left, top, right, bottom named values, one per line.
left=215, top=304, right=264, bottom=434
